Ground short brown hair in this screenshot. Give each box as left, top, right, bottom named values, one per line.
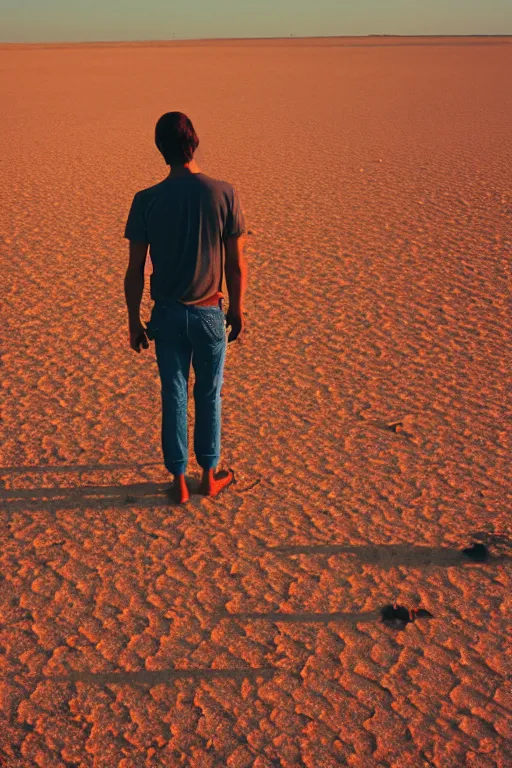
left=155, top=111, right=199, bottom=165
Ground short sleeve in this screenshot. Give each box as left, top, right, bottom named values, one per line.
left=223, top=187, right=245, bottom=239
left=124, top=192, right=148, bottom=242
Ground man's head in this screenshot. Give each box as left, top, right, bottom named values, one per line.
left=155, top=111, right=199, bottom=166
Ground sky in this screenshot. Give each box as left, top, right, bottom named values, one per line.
left=0, top=0, right=511, bottom=43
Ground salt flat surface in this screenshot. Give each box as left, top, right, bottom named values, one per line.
left=0, top=37, right=511, bottom=767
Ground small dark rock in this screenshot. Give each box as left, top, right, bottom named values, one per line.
left=462, top=543, right=489, bottom=562
left=381, top=604, right=411, bottom=628
left=381, top=604, right=433, bottom=629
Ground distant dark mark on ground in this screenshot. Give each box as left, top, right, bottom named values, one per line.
left=354, top=412, right=413, bottom=435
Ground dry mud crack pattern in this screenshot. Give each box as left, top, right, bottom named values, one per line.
left=1, top=36, right=512, bottom=768
left=0, top=488, right=510, bottom=767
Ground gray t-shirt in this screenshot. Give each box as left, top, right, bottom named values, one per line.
left=124, top=172, right=245, bottom=304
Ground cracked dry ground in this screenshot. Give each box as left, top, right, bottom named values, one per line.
left=1, top=37, right=511, bottom=768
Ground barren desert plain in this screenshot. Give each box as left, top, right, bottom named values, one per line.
left=0, top=35, right=511, bottom=768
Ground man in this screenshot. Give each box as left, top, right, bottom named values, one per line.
left=124, top=111, right=247, bottom=504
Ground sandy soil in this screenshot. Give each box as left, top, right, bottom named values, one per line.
left=0, top=36, right=511, bottom=767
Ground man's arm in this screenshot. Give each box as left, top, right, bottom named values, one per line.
left=224, top=234, right=247, bottom=342
left=125, top=241, right=149, bottom=352
left=124, top=241, right=148, bottom=329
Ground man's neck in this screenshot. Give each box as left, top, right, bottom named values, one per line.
left=168, top=159, right=201, bottom=177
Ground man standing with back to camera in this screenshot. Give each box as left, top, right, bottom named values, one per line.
left=123, top=112, right=247, bottom=504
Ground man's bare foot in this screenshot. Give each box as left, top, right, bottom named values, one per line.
left=198, top=468, right=236, bottom=497
left=167, top=473, right=190, bottom=504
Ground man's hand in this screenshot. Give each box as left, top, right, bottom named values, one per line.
left=225, top=308, right=244, bottom=343
left=129, top=320, right=150, bottom=353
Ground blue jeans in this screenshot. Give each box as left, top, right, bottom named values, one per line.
left=146, top=299, right=227, bottom=476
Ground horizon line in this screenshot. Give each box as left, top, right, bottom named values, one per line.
left=1, top=33, right=512, bottom=46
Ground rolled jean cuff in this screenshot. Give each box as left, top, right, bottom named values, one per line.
left=166, top=460, right=187, bottom=475
left=197, top=456, right=219, bottom=471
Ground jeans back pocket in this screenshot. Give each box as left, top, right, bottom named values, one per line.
left=199, top=309, right=226, bottom=343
